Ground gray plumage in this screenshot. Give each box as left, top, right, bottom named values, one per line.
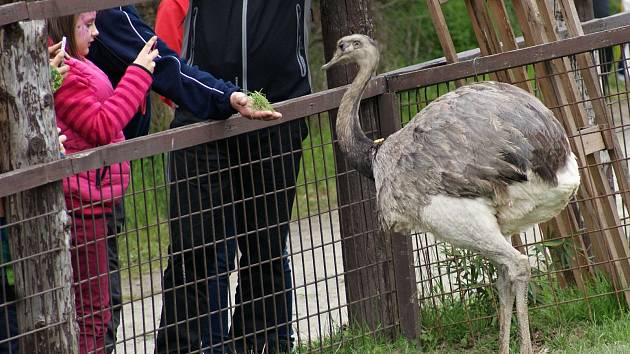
left=375, top=81, right=570, bottom=212
left=323, top=34, right=580, bottom=354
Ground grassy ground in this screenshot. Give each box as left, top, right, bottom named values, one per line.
left=296, top=275, right=630, bottom=353
left=304, top=313, right=630, bottom=353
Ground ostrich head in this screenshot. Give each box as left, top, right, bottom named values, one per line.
left=320, top=34, right=381, bottom=179
left=322, top=34, right=379, bottom=73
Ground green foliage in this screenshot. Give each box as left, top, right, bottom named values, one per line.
left=50, top=67, right=63, bottom=92
left=120, top=155, right=170, bottom=277
left=295, top=326, right=421, bottom=353
left=248, top=90, right=275, bottom=112
left=294, top=273, right=627, bottom=353
left=293, top=115, right=337, bottom=218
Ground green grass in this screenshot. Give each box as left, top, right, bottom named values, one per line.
left=293, top=274, right=629, bottom=353
left=248, top=90, right=275, bottom=111
left=293, top=115, right=337, bottom=218
left=119, top=155, right=170, bottom=278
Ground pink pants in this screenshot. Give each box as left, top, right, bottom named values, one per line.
left=71, top=215, right=111, bottom=354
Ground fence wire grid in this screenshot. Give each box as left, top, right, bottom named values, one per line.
left=1, top=24, right=630, bottom=354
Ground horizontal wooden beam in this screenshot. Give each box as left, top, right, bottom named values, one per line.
left=387, top=11, right=630, bottom=76
left=387, top=24, right=630, bottom=91
left=0, top=2, right=27, bottom=27
left=1, top=20, right=630, bottom=198
left=0, top=0, right=147, bottom=27
left=572, top=125, right=607, bottom=156
left=0, top=77, right=387, bottom=199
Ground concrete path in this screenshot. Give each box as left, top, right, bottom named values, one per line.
left=113, top=211, right=345, bottom=353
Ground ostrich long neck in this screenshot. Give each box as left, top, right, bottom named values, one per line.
left=336, top=62, right=377, bottom=179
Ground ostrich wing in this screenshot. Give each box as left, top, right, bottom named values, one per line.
left=373, top=82, right=569, bottom=218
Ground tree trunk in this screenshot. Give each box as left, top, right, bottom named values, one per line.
left=0, top=19, right=78, bottom=353
left=320, top=0, right=399, bottom=339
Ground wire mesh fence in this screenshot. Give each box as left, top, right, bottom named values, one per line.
left=0, top=21, right=630, bottom=354
left=410, top=43, right=630, bottom=348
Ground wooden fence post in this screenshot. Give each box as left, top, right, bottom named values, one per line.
left=321, top=0, right=399, bottom=339
left=0, top=16, right=78, bottom=353
left=378, top=92, right=420, bottom=343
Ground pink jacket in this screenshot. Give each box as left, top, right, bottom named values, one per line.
left=54, top=58, right=152, bottom=215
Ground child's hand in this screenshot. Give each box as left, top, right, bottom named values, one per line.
left=57, top=127, right=67, bottom=155
left=49, top=41, right=69, bottom=79
left=133, top=36, right=159, bottom=73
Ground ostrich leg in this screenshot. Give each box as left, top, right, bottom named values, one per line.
left=496, top=265, right=514, bottom=354
left=513, top=258, right=533, bottom=354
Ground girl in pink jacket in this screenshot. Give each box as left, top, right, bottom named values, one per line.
left=48, top=11, right=157, bottom=354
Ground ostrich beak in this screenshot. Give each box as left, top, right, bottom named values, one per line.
left=322, top=51, right=344, bottom=71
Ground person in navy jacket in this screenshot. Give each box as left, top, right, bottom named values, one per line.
left=85, top=6, right=280, bottom=353
left=88, top=6, right=278, bottom=140
left=155, top=1, right=311, bottom=353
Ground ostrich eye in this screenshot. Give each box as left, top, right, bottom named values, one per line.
left=353, top=41, right=360, bottom=47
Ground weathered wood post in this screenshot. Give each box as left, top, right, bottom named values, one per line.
left=573, top=0, right=594, bottom=21
left=320, top=0, right=401, bottom=339
left=0, top=5, right=78, bottom=352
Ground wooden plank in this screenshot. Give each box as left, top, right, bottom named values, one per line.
left=582, top=11, right=630, bottom=33
left=558, top=0, right=630, bottom=225
left=378, top=93, right=420, bottom=343
left=572, top=125, right=607, bottom=156
left=425, top=0, right=466, bottom=87
left=390, top=12, right=630, bottom=77
left=588, top=152, right=630, bottom=301
left=463, top=0, right=505, bottom=82
left=0, top=2, right=27, bottom=27
left=0, top=0, right=146, bottom=27
left=486, top=0, right=532, bottom=91
left=387, top=24, right=630, bottom=92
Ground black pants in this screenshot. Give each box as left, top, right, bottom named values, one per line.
left=156, top=119, right=307, bottom=354
left=104, top=204, right=125, bottom=354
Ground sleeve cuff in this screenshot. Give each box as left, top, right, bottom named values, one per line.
left=130, top=63, right=153, bottom=76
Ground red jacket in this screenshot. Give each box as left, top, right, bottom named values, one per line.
left=155, top=0, right=189, bottom=55
left=54, top=58, right=152, bottom=214
left=155, top=0, right=189, bottom=107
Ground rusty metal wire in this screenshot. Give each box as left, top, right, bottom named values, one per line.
left=410, top=44, right=630, bottom=346
left=1, top=29, right=630, bottom=354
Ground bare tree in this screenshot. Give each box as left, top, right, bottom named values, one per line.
left=0, top=13, right=78, bottom=354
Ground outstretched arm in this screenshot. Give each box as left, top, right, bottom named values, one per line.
left=90, top=6, right=280, bottom=121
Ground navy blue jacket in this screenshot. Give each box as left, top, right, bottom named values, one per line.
left=87, top=6, right=240, bottom=139
left=174, top=0, right=311, bottom=138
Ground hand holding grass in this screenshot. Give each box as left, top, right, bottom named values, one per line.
left=229, top=91, right=282, bottom=121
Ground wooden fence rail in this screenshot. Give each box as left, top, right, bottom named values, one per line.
left=0, top=0, right=144, bottom=27
left=1, top=2, right=630, bottom=350
left=1, top=23, right=630, bottom=199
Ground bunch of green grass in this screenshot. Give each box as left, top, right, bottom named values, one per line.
left=248, top=90, right=275, bottom=111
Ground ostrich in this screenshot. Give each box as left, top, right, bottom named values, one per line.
left=322, top=34, right=580, bottom=353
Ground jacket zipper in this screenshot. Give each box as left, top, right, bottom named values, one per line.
left=295, top=3, right=307, bottom=77
left=181, top=5, right=199, bottom=63
left=304, top=0, right=313, bottom=88
left=241, top=0, right=248, bottom=92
